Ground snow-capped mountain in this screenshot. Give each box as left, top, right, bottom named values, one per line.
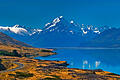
left=30, top=16, right=108, bottom=47
left=0, top=16, right=115, bottom=47
left=0, top=25, right=29, bottom=35
left=0, top=24, right=42, bottom=44
left=42, top=16, right=101, bottom=36
left=0, top=24, right=43, bottom=36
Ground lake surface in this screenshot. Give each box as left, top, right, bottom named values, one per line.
left=35, top=48, right=120, bottom=74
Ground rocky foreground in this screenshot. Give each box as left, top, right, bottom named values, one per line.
left=0, top=56, right=120, bottom=80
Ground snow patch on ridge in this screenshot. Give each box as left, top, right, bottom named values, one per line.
left=69, top=30, right=74, bottom=34
left=30, top=29, right=42, bottom=35
left=0, top=25, right=28, bottom=34
left=59, top=16, right=63, bottom=18
left=45, top=23, right=50, bottom=26
left=83, top=30, right=88, bottom=34
left=46, top=17, right=61, bottom=30
left=70, top=20, right=74, bottom=24
left=94, top=30, right=100, bottom=34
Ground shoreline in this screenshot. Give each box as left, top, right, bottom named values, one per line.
left=34, top=48, right=120, bottom=75
left=29, top=48, right=57, bottom=58
left=0, top=48, right=120, bottom=79
left=0, top=56, right=120, bottom=80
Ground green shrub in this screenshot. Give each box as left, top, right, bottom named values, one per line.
left=40, top=49, right=52, bottom=52
left=0, top=50, right=21, bottom=57
left=44, top=77, right=61, bottom=80
left=0, top=59, right=6, bottom=70
left=44, top=75, right=61, bottom=80
left=106, top=73, right=120, bottom=76
left=9, top=72, right=34, bottom=78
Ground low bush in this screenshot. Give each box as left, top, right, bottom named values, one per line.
left=44, top=75, right=61, bottom=80
left=106, top=73, right=120, bottom=76
left=9, top=72, right=33, bottom=79
left=0, top=50, right=21, bottom=57
left=44, top=77, right=61, bottom=80
left=40, top=49, right=52, bottom=52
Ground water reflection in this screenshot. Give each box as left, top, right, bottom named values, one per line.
left=82, top=60, right=101, bottom=69
left=95, top=61, right=101, bottom=68
left=35, top=48, right=120, bottom=74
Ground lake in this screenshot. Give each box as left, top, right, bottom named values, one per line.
left=35, top=47, right=120, bottom=74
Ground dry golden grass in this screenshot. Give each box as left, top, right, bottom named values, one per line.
left=0, top=44, right=56, bottom=57
left=1, top=59, right=19, bottom=70
left=0, top=44, right=119, bottom=80
left=0, top=56, right=120, bottom=80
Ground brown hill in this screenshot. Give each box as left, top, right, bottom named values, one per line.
left=0, top=32, right=31, bottom=47
left=0, top=32, right=55, bottom=57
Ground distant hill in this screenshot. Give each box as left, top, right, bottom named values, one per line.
left=90, top=28, right=120, bottom=47
left=0, top=32, right=31, bottom=47
left=0, top=32, right=55, bottom=57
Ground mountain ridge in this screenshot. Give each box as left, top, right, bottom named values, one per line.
left=0, top=16, right=119, bottom=47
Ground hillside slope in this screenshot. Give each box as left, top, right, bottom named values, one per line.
left=0, top=32, right=55, bottom=57
left=0, top=32, right=31, bottom=47
left=90, top=28, right=120, bottom=47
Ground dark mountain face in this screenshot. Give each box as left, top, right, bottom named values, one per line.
left=0, top=32, right=31, bottom=47
left=90, top=28, right=120, bottom=47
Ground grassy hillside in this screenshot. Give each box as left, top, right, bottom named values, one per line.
left=0, top=32, right=56, bottom=57
left=0, top=32, right=31, bottom=47
left=0, top=44, right=56, bottom=57
left=0, top=56, right=120, bottom=80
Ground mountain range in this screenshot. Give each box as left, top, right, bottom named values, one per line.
left=0, top=16, right=119, bottom=48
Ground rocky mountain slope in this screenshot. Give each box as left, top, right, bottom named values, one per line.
left=0, top=16, right=119, bottom=47
left=90, top=28, right=120, bottom=47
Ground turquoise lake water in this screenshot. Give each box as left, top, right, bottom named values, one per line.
left=35, top=48, right=120, bottom=74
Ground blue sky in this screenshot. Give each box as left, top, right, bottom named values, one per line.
left=0, top=0, right=120, bottom=28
